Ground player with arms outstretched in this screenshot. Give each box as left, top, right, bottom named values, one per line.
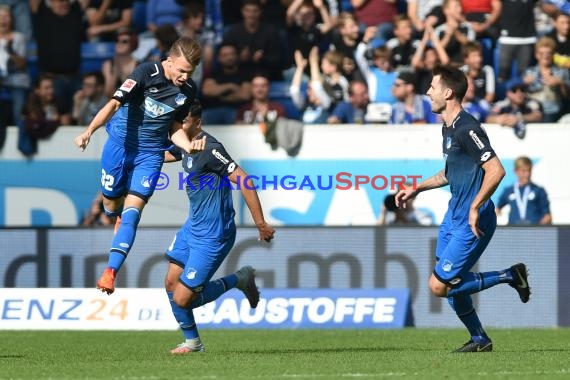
left=74, top=37, right=206, bottom=295
left=396, top=65, right=531, bottom=353
left=164, top=106, right=275, bottom=354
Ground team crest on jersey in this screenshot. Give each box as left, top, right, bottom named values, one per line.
left=442, top=259, right=454, bottom=272
left=186, top=156, right=193, bottom=169
left=186, top=268, right=197, bottom=280
left=175, top=93, right=187, bottom=105
left=119, top=79, right=137, bottom=92
left=446, top=137, right=452, bottom=149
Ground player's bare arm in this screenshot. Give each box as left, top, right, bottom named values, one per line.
left=469, top=156, right=506, bottom=238
left=74, top=99, right=122, bottom=151
left=395, top=169, right=448, bottom=208
left=169, top=121, right=206, bottom=154
left=229, top=167, right=275, bottom=243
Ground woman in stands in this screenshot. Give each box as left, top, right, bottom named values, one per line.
left=101, top=29, right=138, bottom=99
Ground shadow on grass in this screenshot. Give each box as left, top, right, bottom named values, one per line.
left=0, top=355, right=25, bottom=358
left=220, top=346, right=433, bottom=354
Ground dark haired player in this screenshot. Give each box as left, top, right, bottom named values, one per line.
left=395, top=65, right=531, bottom=352
left=164, top=105, right=275, bottom=353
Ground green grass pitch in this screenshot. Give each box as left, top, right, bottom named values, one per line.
left=0, top=329, right=569, bottom=380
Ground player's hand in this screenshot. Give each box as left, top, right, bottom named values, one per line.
left=469, top=207, right=484, bottom=239
left=188, top=135, right=206, bottom=153
left=395, top=188, right=416, bottom=209
left=257, top=222, right=275, bottom=243
left=74, top=131, right=91, bottom=151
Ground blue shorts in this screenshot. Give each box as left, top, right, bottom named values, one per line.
left=100, top=139, right=164, bottom=201
left=434, top=212, right=497, bottom=286
left=165, top=225, right=237, bottom=292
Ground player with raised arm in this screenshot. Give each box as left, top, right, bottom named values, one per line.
left=74, top=37, right=206, bottom=295
left=395, top=65, right=531, bottom=353
left=164, top=105, right=275, bottom=354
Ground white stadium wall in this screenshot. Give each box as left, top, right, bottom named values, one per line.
left=0, top=124, right=569, bottom=227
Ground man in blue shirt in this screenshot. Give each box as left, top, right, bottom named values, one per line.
left=74, top=37, right=206, bottom=295
left=396, top=66, right=531, bottom=353
left=496, top=156, right=552, bottom=225
left=164, top=105, right=275, bottom=354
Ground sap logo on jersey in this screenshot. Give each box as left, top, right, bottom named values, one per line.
left=143, top=97, right=174, bottom=118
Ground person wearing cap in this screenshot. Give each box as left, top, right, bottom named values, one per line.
left=390, top=71, right=438, bottom=124
left=487, top=81, right=543, bottom=139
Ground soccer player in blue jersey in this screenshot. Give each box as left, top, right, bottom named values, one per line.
left=395, top=65, right=531, bottom=353
left=74, top=37, right=207, bottom=295
left=163, top=106, right=275, bottom=354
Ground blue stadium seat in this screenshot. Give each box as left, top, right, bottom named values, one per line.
left=81, top=42, right=115, bottom=73
left=268, top=81, right=301, bottom=120
left=26, top=41, right=38, bottom=83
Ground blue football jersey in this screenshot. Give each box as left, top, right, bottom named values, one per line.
left=106, top=61, right=198, bottom=151
left=172, top=131, right=238, bottom=240
left=442, top=110, right=497, bottom=224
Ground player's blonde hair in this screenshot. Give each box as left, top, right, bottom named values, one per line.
left=169, top=37, right=202, bottom=69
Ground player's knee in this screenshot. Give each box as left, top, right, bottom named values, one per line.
left=172, top=288, right=198, bottom=308
left=428, top=276, right=449, bottom=297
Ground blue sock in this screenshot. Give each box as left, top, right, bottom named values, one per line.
left=190, top=274, right=238, bottom=308
left=447, top=270, right=512, bottom=298
left=448, top=295, right=490, bottom=344
left=167, top=291, right=199, bottom=339
left=108, top=207, right=140, bottom=271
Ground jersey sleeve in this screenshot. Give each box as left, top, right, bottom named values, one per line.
left=206, top=142, right=239, bottom=177
left=455, top=123, right=496, bottom=166
left=168, top=146, right=183, bottom=161
left=112, top=64, right=148, bottom=104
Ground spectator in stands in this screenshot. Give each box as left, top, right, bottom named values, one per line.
left=461, top=41, right=495, bottom=103
left=319, top=49, right=349, bottom=109
left=407, top=0, right=443, bottom=34
left=496, top=156, right=552, bottom=225
left=177, top=3, right=212, bottom=86
left=548, top=11, right=570, bottom=69
left=72, top=71, right=108, bottom=126
left=390, top=71, right=438, bottom=124
left=386, top=15, right=420, bottom=70
left=29, top=0, right=86, bottom=115
left=235, top=72, right=287, bottom=125
left=378, top=191, right=433, bottom=225
left=541, top=0, right=570, bottom=17
left=0, top=0, right=33, bottom=42
left=86, top=0, right=133, bottom=42
left=461, top=75, right=490, bottom=122
left=0, top=5, right=30, bottom=137
left=497, top=0, right=537, bottom=82
left=19, top=74, right=71, bottom=156
left=286, top=0, right=333, bottom=73
left=81, top=191, right=115, bottom=227
left=486, top=81, right=543, bottom=139
left=146, top=0, right=184, bottom=35
left=201, top=41, right=252, bottom=125
left=224, top=0, right=282, bottom=80
left=143, top=24, right=180, bottom=63
left=290, top=48, right=331, bottom=124
left=355, top=26, right=397, bottom=104
left=523, top=36, right=570, bottom=122
left=328, top=80, right=370, bottom=123
left=351, top=0, right=398, bottom=41
left=101, top=29, right=138, bottom=99
left=461, top=0, right=501, bottom=40
left=433, top=0, right=476, bottom=65
left=411, top=25, right=450, bottom=94
left=329, top=12, right=364, bottom=81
